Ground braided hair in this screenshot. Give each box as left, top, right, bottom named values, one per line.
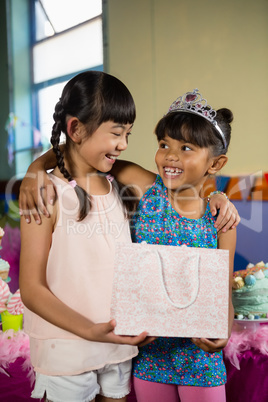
left=51, top=71, right=136, bottom=221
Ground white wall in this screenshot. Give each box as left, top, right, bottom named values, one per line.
left=105, top=0, right=268, bottom=176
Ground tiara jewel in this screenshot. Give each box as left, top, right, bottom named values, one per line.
left=167, top=88, right=227, bottom=148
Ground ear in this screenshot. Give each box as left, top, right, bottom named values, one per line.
left=208, top=155, right=228, bottom=175
left=66, top=117, right=83, bottom=143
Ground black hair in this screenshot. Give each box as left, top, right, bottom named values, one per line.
left=51, top=70, right=136, bottom=221
left=155, top=108, right=233, bottom=156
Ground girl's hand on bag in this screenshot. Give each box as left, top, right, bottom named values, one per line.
left=19, top=169, right=56, bottom=224
left=208, top=195, right=240, bottom=232
left=89, top=320, right=148, bottom=346
left=191, top=337, right=228, bottom=353
left=138, top=336, right=157, bottom=347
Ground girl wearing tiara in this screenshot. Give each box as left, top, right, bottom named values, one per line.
left=129, top=90, right=236, bottom=402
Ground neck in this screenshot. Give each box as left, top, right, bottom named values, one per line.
left=54, top=165, right=110, bottom=196
left=64, top=150, right=97, bottom=179
left=167, top=186, right=207, bottom=219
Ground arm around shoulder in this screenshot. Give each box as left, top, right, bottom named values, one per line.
left=111, top=159, right=156, bottom=199
left=19, top=147, right=61, bottom=223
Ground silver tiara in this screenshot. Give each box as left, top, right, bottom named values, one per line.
left=167, top=88, right=227, bottom=148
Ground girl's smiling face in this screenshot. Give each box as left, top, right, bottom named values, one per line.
left=68, top=120, right=133, bottom=176
left=155, top=135, right=215, bottom=195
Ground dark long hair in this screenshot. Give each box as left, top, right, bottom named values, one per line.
left=155, top=108, right=233, bottom=156
left=51, top=71, right=136, bottom=221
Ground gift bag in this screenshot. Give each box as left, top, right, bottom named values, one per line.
left=111, top=242, right=229, bottom=339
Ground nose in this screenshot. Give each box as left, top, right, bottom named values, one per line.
left=166, top=148, right=179, bottom=161
left=117, top=135, right=128, bottom=151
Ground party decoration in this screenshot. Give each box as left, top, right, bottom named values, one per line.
left=215, top=175, right=231, bottom=193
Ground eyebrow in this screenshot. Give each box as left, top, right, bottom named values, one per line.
left=112, top=123, right=134, bottom=129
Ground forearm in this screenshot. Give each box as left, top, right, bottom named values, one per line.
left=111, top=159, right=156, bottom=197
left=27, top=146, right=60, bottom=172
left=20, top=273, right=148, bottom=346
left=21, top=281, right=95, bottom=340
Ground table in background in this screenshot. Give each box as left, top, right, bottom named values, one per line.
left=0, top=325, right=267, bottom=402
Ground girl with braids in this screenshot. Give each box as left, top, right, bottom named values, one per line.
left=20, top=71, right=149, bottom=402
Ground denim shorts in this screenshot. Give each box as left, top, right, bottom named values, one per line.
left=32, top=360, right=132, bottom=402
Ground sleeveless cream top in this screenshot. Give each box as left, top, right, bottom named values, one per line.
left=24, top=174, right=137, bottom=375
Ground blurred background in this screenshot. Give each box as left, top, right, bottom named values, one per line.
left=0, top=0, right=267, bottom=287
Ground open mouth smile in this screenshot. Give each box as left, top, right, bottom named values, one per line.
left=106, top=154, right=118, bottom=162
left=164, top=167, right=183, bottom=177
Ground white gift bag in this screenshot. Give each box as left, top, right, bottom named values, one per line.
left=111, top=242, right=229, bottom=339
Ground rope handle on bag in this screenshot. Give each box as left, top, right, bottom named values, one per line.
left=154, top=250, right=200, bottom=309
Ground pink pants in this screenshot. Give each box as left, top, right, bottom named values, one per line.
left=133, top=377, right=226, bottom=402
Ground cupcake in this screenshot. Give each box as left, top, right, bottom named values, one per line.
left=0, top=227, right=4, bottom=247
left=0, top=278, right=10, bottom=312
left=1, top=289, right=24, bottom=332
left=7, top=289, right=24, bottom=316
left=0, top=258, right=10, bottom=280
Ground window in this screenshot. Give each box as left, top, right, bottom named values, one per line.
left=32, top=0, right=103, bottom=151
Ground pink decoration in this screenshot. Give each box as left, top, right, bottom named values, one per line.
left=186, top=94, right=197, bottom=102
left=69, top=180, right=77, bottom=188
left=0, top=330, right=34, bottom=386
left=33, top=128, right=42, bottom=147
left=0, top=279, right=10, bottom=313
left=7, top=290, right=24, bottom=315
left=0, top=224, right=21, bottom=293
left=106, top=174, right=114, bottom=182
left=0, top=302, right=7, bottom=313
left=224, top=323, right=268, bottom=369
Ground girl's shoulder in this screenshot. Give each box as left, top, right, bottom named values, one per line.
left=47, top=173, right=74, bottom=227
left=136, top=175, right=167, bottom=216
left=204, top=201, right=216, bottom=220
left=48, top=171, right=68, bottom=187
left=140, top=174, right=165, bottom=199
left=48, top=172, right=77, bottom=198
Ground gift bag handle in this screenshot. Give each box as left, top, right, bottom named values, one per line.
left=155, top=250, right=200, bottom=309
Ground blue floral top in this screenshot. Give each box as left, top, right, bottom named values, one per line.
left=131, top=175, right=226, bottom=387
